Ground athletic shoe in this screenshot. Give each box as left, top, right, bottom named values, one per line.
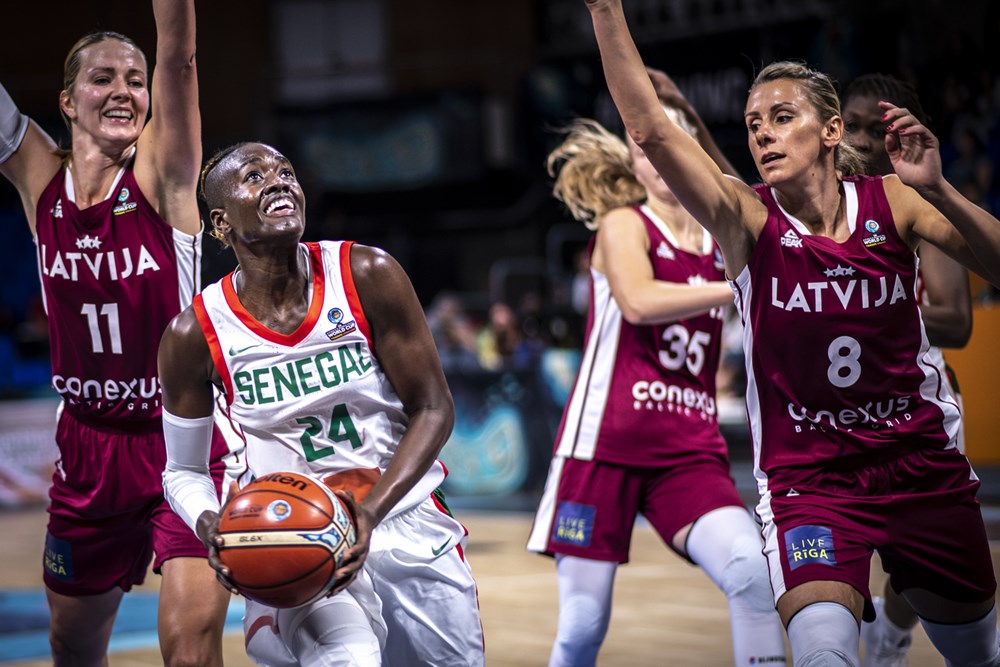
left=860, top=596, right=912, bottom=667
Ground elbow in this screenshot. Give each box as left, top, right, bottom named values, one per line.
left=943, top=315, right=973, bottom=349
left=618, top=299, right=656, bottom=326
left=625, top=124, right=665, bottom=156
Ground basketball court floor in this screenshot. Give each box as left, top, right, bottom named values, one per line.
left=1, top=505, right=985, bottom=666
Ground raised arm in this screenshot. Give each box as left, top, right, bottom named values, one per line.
left=0, top=83, right=61, bottom=233
left=134, top=0, right=201, bottom=236
left=584, top=0, right=760, bottom=273
left=597, top=208, right=732, bottom=324
left=351, top=244, right=455, bottom=526
left=882, top=103, right=1000, bottom=287
left=918, top=243, right=972, bottom=349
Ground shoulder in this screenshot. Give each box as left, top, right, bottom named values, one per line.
left=348, top=243, right=404, bottom=282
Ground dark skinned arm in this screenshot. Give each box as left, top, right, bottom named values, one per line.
left=918, top=243, right=972, bottom=349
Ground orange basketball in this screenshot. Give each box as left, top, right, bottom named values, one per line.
left=217, top=471, right=356, bottom=608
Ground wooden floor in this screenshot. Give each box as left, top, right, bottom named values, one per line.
left=0, top=505, right=986, bottom=666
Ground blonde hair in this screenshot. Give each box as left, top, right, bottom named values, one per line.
left=751, top=61, right=866, bottom=177
left=546, top=119, right=645, bottom=230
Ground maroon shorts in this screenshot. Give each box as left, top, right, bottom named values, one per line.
left=761, top=446, right=995, bottom=622
left=531, top=453, right=745, bottom=563
left=44, top=410, right=230, bottom=596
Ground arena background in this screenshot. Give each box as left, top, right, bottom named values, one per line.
left=0, top=1, right=998, bottom=663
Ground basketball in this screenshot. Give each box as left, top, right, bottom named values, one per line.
left=217, top=472, right=357, bottom=608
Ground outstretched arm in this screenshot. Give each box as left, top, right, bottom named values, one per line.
left=584, top=0, right=760, bottom=274
left=883, top=103, right=1000, bottom=287
left=0, top=82, right=60, bottom=233
left=597, top=208, right=732, bottom=324
left=135, top=0, right=201, bottom=236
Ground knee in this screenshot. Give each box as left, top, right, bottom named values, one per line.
left=793, top=649, right=857, bottom=667
left=555, top=592, right=609, bottom=648
left=50, top=629, right=106, bottom=666
left=160, top=621, right=222, bottom=667
left=720, top=533, right=775, bottom=614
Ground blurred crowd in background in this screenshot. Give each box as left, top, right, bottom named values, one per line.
left=1, top=0, right=1000, bottom=399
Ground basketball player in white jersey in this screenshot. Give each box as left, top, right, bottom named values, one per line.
left=583, top=0, right=1000, bottom=665
left=158, top=142, right=485, bottom=666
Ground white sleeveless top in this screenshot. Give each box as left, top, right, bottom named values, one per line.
left=193, top=240, right=444, bottom=515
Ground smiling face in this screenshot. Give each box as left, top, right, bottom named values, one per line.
left=59, top=38, right=149, bottom=150
left=207, top=143, right=306, bottom=250
left=745, top=79, right=842, bottom=188
left=842, top=93, right=892, bottom=176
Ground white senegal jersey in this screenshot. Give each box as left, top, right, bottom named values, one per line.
left=192, top=240, right=445, bottom=515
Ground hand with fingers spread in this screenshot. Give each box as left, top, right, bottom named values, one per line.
left=881, top=101, right=944, bottom=193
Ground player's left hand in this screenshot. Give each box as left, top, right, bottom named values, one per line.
left=327, top=489, right=374, bottom=596
left=195, top=509, right=240, bottom=594
left=880, top=101, right=945, bottom=193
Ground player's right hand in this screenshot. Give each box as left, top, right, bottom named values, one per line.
left=327, top=489, right=373, bottom=596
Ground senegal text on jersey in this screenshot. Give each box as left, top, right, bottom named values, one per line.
left=233, top=343, right=373, bottom=405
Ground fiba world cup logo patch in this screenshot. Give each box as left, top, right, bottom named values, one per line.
left=325, top=307, right=357, bottom=341
left=113, top=187, right=137, bottom=216
left=862, top=219, right=887, bottom=248
left=266, top=500, right=292, bottom=522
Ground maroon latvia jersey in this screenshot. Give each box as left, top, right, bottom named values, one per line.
left=732, top=175, right=962, bottom=491
left=34, top=161, right=201, bottom=426
left=553, top=205, right=729, bottom=467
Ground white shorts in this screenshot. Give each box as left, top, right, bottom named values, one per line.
left=368, top=493, right=485, bottom=667
left=243, top=569, right=385, bottom=667
left=242, top=493, right=484, bottom=667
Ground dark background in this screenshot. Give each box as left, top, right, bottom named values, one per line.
left=1, top=0, right=998, bottom=395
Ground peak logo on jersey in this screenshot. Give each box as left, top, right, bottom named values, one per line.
left=328, top=308, right=344, bottom=324
left=75, top=235, right=102, bottom=250
left=862, top=219, right=887, bottom=248
left=53, top=198, right=63, bottom=219
left=823, top=264, right=855, bottom=278
left=780, top=229, right=803, bottom=248
left=233, top=342, right=372, bottom=405
left=656, top=241, right=675, bottom=260
left=551, top=501, right=595, bottom=547
left=784, top=525, right=836, bottom=570
left=113, top=188, right=137, bottom=216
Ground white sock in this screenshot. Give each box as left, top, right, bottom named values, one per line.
left=921, top=606, right=1000, bottom=667
left=787, top=602, right=860, bottom=667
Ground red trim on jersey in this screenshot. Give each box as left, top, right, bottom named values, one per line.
left=220, top=243, right=326, bottom=347
left=339, top=241, right=372, bottom=344
left=193, top=293, right=234, bottom=403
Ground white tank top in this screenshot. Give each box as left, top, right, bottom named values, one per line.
left=193, top=240, right=444, bottom=515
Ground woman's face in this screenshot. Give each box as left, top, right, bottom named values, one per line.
left=842, top=93, right=892, bottom=176
left=745, top=79, right=840, bottom=187
left=60, top=39, right=149, bottom=149
left=210, top=144, right=306, bottom=250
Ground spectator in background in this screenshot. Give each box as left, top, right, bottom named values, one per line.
left=476, top=301, right=543, bottom=371
left=426, top=292, right=481, bottom=372
left=946, top=125, right=994, bottom=211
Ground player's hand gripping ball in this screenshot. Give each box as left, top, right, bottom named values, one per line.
left=217, top=472, right=356, bottom=608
